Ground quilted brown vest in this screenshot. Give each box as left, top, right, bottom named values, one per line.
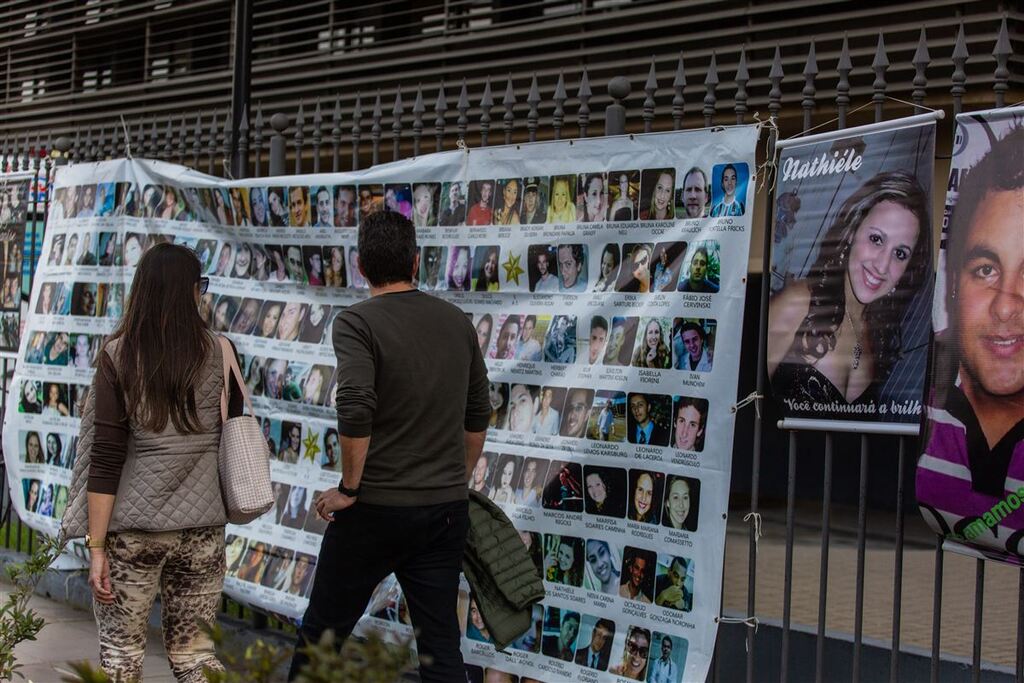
left=61, top=333, right=227, bottom=537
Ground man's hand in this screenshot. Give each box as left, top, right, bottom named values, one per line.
left=314, top=489, right=357, bottom=521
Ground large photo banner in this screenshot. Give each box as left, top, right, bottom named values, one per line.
left=0, top=174, right=31, bottom=352
left=916, top=107, right=1024, bottom=566
left=767, top=115, right=937, bottom=429
left=3, top=125, right=759, bottom=682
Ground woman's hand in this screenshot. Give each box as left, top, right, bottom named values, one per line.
left=89, top=549, right=115, bottom=604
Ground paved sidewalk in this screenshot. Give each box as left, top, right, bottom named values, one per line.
left=6, top=584, right=179, bottom=683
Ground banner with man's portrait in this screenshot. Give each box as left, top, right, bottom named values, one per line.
left=3, top=125, right=759, bottom=682
left=916, top=107, right=1024, bottom=566
left=767, top=115, right=938, bottom=429
left=0, top=176, right=31, bottom=352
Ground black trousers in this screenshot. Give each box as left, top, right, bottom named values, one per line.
left=287, top=498, right=470, bottom=682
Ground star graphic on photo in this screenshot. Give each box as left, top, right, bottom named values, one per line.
left=502, top=251, right=525, bottom=286
left=302, top=430, right=321, bottom=463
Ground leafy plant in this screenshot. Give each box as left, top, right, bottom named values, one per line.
left=0, top=533, right=66, bottom=680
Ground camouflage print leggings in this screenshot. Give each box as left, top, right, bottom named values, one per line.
left=93, top=526, right=226, bottom=683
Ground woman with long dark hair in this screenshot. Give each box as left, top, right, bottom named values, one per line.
left=768, top=171, right=931, bottom=405
left=62, top=243, right=246, bottom=681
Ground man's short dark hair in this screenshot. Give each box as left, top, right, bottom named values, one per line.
left=679, top=320, right=705, bottom=342
left=357, top=211, right=417, bottom=286
left=560, top=244, right=584, bottom=265
left=592, top=315, right=608, bottom=333
left=720, top=163, right=737, bottom=183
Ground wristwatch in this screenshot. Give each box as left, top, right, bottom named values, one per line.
left=337, top=483, right=361, bottom=498
left=84, top=533, right=106, bottom=549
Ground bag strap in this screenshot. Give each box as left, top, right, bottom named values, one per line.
left=217, top=335, right=255, bottom=422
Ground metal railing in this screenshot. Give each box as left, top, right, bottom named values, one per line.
left=0, top=16, right=1021, bottom=681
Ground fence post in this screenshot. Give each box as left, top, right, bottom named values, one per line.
left=269, top=113, right=288, bottom=177
left=605, top=76, right=630, bottom=136
left=53, top=137, right=72, bottom=167
left=229, top=0, right=254, bottom=178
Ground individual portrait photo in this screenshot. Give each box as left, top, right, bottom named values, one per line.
left=631, top=317, right=672, bottom=370
left=260, top=416, right=279, bottom=452
left=651, top=241, right=687, bottom=293
left=546, top=174, right=576, bottom=224
left=20, top=431, right=42, bottom=464
left=583, top=537, right=622, bottom=595
left=383, top=183, right=413, bottom=219
left=283, top=244, right=308, bottom=284
left=648, top=631, right=689, bottom=680
left=472, top=245, right=500, bottom=292
left=289, top=552, right=317, bottom=597
left=627, top=468, right=666, bottom=525
left=23, top=478, right=41, bottom=513
left=54, top=186, right=77, bottom=220
left=68, top=333, right=93, bottom=369
left=517, top=530, right=545, bottom=577
left=114, top=182, right=137, bottom=217
left=543, top=314, right=576, bottom=364
left=264, top=358, right=289, bottom=401
left=466, top=179, right=495, bottom=226
left=321, top=245, right=347, bottom=288
left=543, top=534, right=585, bottom=588
left=527, top=244, right=558, bottom=292
left=654, top=555, right=695, bottom=615
left=276, top=420, right=301, bottom=462
left=608, top=169, right=640, bottom=221
left=47, top=234, right=66, bottom=267
left=576, top=172, right=608, bottom=223
left=640, top=168, right=676, bottom=221
left=140, top=184, right=162, bottom=218
left=592, top=243, right=620, bottom=293
left=575, top=616, right=616, bottom=671
left=662, top=475, right=700, bottom=533
left=604, top=316, right=638, bottom=367
left=519, top=176, right=548, bottom=225
left=560, top=387, right=594, bottom=438
left=617, top=242, right=654, bottom=293
left=198, top=293, right=215, bottom=327
left=627, top=392, right=671, bottom=447
left=302, top=246, right=324, bottom=286
left=515, top=457, right=548, bottom=506
left=347, top=246, right=368, bottom=289
left=98, top=284, right=122, bottom=318
left=317, top=428, right=341, bottom=471
left=45, top=431, right=68, bottom=467
left=280, top=361, right=307, bottom=402
left=35, top=283, right=56, bottom=315
left=215, top=188, right=237, bottom=225
left=587, top=390, right=625, bottom=442
left=191, top=239, right=217, bottom=274
left=231, top=243, right=255, bottom=279
left=673, top=318, right=716, bottom=373
left=300, top=364, right=332, bottom=405
left=158, top=185, right=189, bottom=221
left=503, top=382, right=538, bottom=432
left=97, top=232, right=120, bottom=267
left=676, top=166, right=710, bottom=219
left=42, top=332, right=69, bottom=366
left=266, top=187, right=288, bottom=227
left=619, top=546, right=656, bottom=604
left=68, top=232, right=97, bottom=266
left=71, top=384, right=91, bottom=420
left=210, top=241, right=234, bottom=277
left=358, top=184, right=384, bottom=222
left=466, top=595, right=492, bottom=643
left=287, top=186, right=311, bottom=227
left=583, top=465, right=626, bottom=518
left=556, top=244, right=587, bottom=293
left=234, top=540, right=269, bottom=584
left=676, top=239, right=721, bottom=293
left=123, top=233, right=148, bottom=268
left=446, top=245, right=472, bottom=291
left=709, top=162, right=749, bottom=217
left=672, top=395, right=709, bottom=453
left=24, top=330, right=46, bottom=364
left=94, top=182, right=116, bottom=217
left=586, top=315, right=609, bottom=365
left=310, top=185, right=334, bottom=227
left=419, top=245, right=447, bottom=290
left=70, top=282, right=98, bottom=317
left=438, top=181, right=467, bottom=226
left=72, top=185, right=96, bottom=218
left=493, top=178, right=522, bottom=225
left=532, top=386, right=566, bottom=436
left=298, top=303, right=330, bottom=344
left=332, top=185, right=357, bottom=227
left=541, top=460, right=583, bottom=513
left=196, top=188, right=217, bottom=223
left=540, top=607, right=582, bottom=662
left=260, top=244, right=285, bottom=283
left=229, top=298, right=262, bottom=335
left=211, top=295, right=240, bottom=333
left=514, top=314, right=548, bottom=362
left=468, top=451, right=496, bottom=497
left=248, top=187, right=269, bottom=227
left=303, top=489, right=330, bottom=535
left=278, top=485, right=308, bottom=529
left=261, top=548, right=296, bottom=592
left=487, top=453, right=522, bottom=506
left=474, top=314, right=494, bottom=357
left=410, top=182, right=440, bottom=228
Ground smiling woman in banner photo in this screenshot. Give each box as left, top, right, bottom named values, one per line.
left=767, top=169, right=933, bottom=417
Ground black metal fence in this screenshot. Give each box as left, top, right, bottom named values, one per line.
left=0, top=17, right=1022, bottom=682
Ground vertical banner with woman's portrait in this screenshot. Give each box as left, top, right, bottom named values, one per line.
left=4, top=125, right=759, bottom=683
left=916, top=107, right=1024, bottom=566
left=767, top=113, right=939, bottom=430
left=0, top=176, right=31, bottom=351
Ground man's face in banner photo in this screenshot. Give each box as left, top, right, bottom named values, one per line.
left=952, top=179, right=1024, bottom=405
